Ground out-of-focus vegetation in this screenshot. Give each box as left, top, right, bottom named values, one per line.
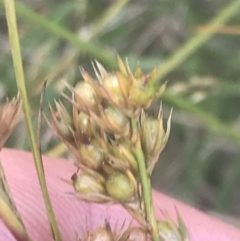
left=1, top=0, right=240, bottom=226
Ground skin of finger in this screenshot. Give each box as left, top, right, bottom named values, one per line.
left=0, top=148, right=239, bottom=241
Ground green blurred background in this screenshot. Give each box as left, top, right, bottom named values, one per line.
left=1, top=0, right=240, bottom=226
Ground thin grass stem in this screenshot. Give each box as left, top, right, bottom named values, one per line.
left=4, top=0, right=62, bottom=240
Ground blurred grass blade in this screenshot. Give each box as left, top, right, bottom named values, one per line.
left=163, top=90, right=240, bottom=145
left=215, top=153, right=240, bottom=211
left=90, top=0, right=129, bottom=39
left=155, top=0, right=240, bottom=81
left=2, top=0, right=117, bottom=67
left=34, top=0, right=128, bottom=96
left=197, top=25, right=240, bottom=35
left=4, top=0, right=62, bottom=240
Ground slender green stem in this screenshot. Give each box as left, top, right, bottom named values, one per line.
left=134, top=139, right=161, bottom=241
left=4, top=1, right=62, bottom=240
left=131, top=119, right=160, bottom=241
left=91, top=0, right=129, bottom=39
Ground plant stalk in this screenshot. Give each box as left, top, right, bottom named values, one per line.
left=4, top=0, right=62, bottom=240
left=132, top=117, right=160, bottom=241
left=134, top=138, right=161, bottom=241
left=0, top=199, right=30, bottom=241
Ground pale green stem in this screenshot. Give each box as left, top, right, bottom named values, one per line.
left=134, top=140, right=161, bottom=241
left=4, top=0, right=62, bottom=240
left=131, top=119, right=161, bottom=241
left=90, top=0, right=129, bottom=38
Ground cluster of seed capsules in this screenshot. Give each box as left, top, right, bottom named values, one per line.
left=77, top=219, right=148, bottom=241
left=49, top=57, right=188, bottom=240
left=76, top=213, right=188, bottom=241
left=50, top=56, right=170, bottom=203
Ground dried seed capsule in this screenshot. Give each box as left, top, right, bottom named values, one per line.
left=102, top=73, right=126, bottom=106
left=140, top=107, right=172, bottom=174
left=106, top=172, right=134, bottom=201
left=49, top=101, right=74, bottom=141
left=89, top=227, right=114, bottom=241
left=79, top=140, right=105, bottom=170
left=119, top=227, right=147, bottom=241
left=0, top=97, right=21, bottom=149
left=157, top=220, right=182, bottom=241
left=157, top=210, right=189, bottom=241
left=104, top=105, right=129, bottom=133
left=129, top=78, right=155, bottom=109
left=141, top=117, right=165, bottom=157
left=89, top=104, right=130, bottom=136
left=77, top=112, right=97, bottom=137
left=87, top=219, right=114, bottom=241
left=111, top=140, right=138, bottom=172
left=57, top=120, right=73, bottom=141
left=72, top=173, right=106, bottom=195
left=75, top=82, right=99, bottom=114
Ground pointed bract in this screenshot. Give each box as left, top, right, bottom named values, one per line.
left=157, top=210, right=189, bottom=241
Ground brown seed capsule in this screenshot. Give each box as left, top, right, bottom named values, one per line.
left=89, top=104, right=130, bottom=137
left=140, top=106, right=172, bottom=174
left=57, top=121, right=73, bottom=141
left=111, top=140, right=138, bottom=172
left=102, top=73, right=126, bottom=106
left=119, top=227, right=148, bottom=241
left=72, top=173, right=106, bottom=195
left=129, top=78, right=155, bottom=109
left=79, top=140, right=105, bottom=170
left=157, top=210, right=189, bottom=241
left=106, top=172, right=134, bottom=201
left=89, top=227, right=114, bottom=241
left=157, top=220, right=182, bottom=241
left=104, top=105, right=130, bottom=134
left=49, top=101, right=74, bottom=141
left=75, top=82, right=99, bottom=114
left=77, top=112, right=97, bottom=137
left=141, top=117, right=165, bottom=157
left=0, top=96, right=21, bottom=150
